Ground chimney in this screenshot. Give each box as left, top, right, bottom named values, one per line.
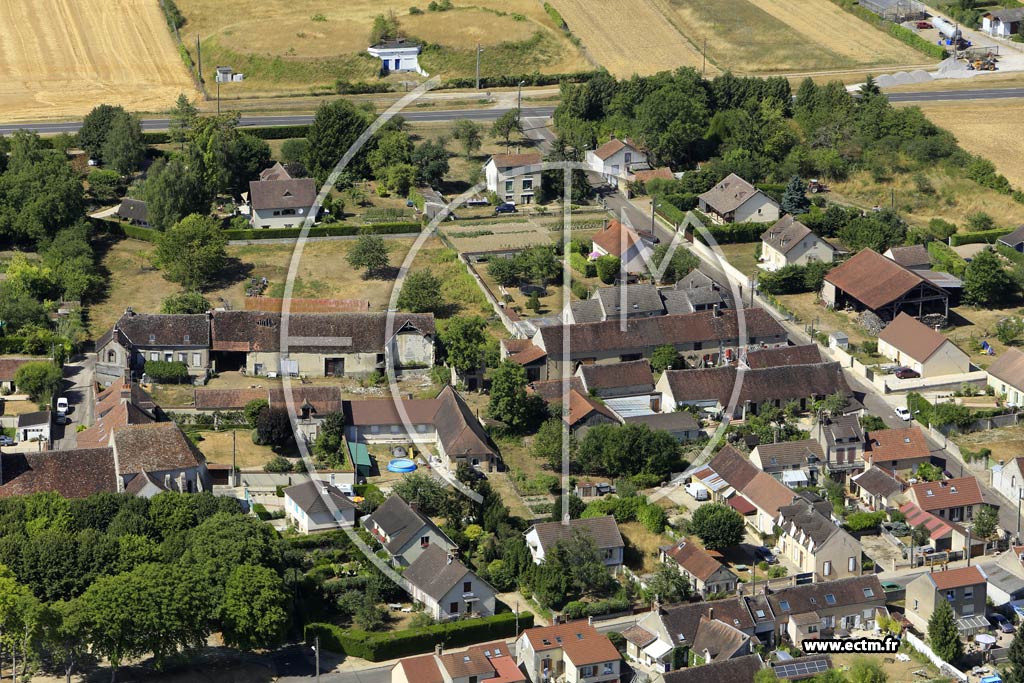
left=435, top=643, right=443, bottom=656
left=713, top=304, right=722, bottom=318
left=409, top=501, right=419, bottom=513
left=588, top=615, right=593, bottom=625
left=125, top=306, right=134, bottom=316
left=321, top=484, right=329, bottom=495
left=447, top=553, right=454, bottom=565
left=708, top=607, right=714, bottom=620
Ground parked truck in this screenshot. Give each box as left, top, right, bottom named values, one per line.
left=931, top=16, right=961, bottom=41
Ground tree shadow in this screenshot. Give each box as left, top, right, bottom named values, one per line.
left=204, top=256, right=254, bottom=291
left=364, top=265, right=400, bottom=281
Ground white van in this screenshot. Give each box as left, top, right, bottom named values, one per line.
left=56, top=397, right=68, bottom=415
left=684, top=482, right=709, bottom=501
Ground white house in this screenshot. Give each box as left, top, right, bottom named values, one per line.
left=760, top=215, right=835, bottom=270
left=992, top=457, right=1024, bottom=514
left=366, top=38, right=427, bottom=75
left=283, top=480, right=357, bottom=533
left=987, top=347, right=1024, bottom=406
left=698, top=173, right=779, bottom=224
left=586, top=137, right=648, bottom=189
left=362, top=494, right=456, bottom=567
left=983, top=9, right=1024, bottom=37
left=402, top=545, right=497, bottom=620
left=590, top=220, right=652, bottom=274
left=516, top=622, right=621, bottom=683
left=16, top=411, right=50, bottom=444
left=248, top=173, right=318, bottom=229
left=877, top=312, right=971, bottom=378
left=524, top=516, right=624, bottom=571
left=484, top=153, right=542, bottom=205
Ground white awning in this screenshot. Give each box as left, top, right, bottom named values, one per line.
left=643, top=640, right=673, bottom=660
left=782, top=470, right=809, bottom=485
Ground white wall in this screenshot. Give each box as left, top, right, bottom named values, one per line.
left=734, top=193, right=780, bottom=224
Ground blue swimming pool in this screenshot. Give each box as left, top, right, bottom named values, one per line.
left=387, top=458, right=417, bottom=473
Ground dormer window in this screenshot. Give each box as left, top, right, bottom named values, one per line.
left=148, top=334, right=156, bottom=343
left=183, top=334, right=190, bottom=344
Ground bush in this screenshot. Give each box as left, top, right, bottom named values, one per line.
left=845, top=511, right=886, bottom=533
left=949, top=227, right=1014, bottom=247
left=569, top=252, right=597, bottom=278
left=264, top=456, right=293, bottom=473
left=304, top=611, right=533, bottom=661
left=595, top=255, right=620, bottom=284
left=144, top=360, right=190, bottom=383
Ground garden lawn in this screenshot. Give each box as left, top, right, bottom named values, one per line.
left=194, top=429, right=281, bottom=469
left=718, top=242, right=761, bottom=278
left=618, top=521, right=669, bottom=574
left=952, top=423, right=1024, bottom=466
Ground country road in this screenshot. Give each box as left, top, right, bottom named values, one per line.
left=3, top=84, right=1024, bottom=135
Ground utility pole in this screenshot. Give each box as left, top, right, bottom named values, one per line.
left=475, top=43, right=482, bottom=89
left=196, top=35, right=202, bottom=85
left=517, top=80, right=525, bottom=125
left=1017, top=489, right=1022, bottom=541
left=313, top=636, right=320, bottom=683
left=232, top=429, right=237, bottom=487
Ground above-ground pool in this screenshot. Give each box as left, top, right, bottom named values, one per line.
left=387, top=458, right=417, bottom=473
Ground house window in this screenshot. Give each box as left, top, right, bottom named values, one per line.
left=863, top=587, right=874, bottom=598
left=150, top=352, right=158, bottom=361
left=449, top=601, right=459, bottom=614
left=505, top=180, right=514, bottom=193
left=579, top=666, right=595, bottom=678
left=964, top=587, right=974, bottom=599
left=417, top=424, right=427, bottom=433
left=946, top=590, right=956, bottom=602
left=522, top=178, right=533, bottom=191
left=603, top=663, right=614, bottom=674
left=913, top=599, right=919, bottom=611
left=420, top=536, right=430, bottom=548
left=780, top=600, right=790, bottom=612
left=178, top=353, right=187, bottom=363
left=192, top=353, right=201, bottom=367
left=849, top=557, right=857, bottom=573
left=390, top=425, right=400, bottom=434
left=962, top=603, right=975, bottom=615
left=371, top=425, right=380, bottom=434
left=469, top=677, right=478, bottom=683
left=808, top=625, right=818, bottom=633
left=463, top=581, right=472, bottom=593
left=106, top=349, right=116, bottom=363
left=823, top=561, right=832, bottom=576
left=604, top=548, right=614, bottom=560
left=825, top=594, right=836, bottom=605
left=164, top=353, right=172, bottom=362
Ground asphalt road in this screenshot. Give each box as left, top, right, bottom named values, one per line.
left=0, top=106, right=557, bottom=135
left=4, top=84, right=1024, bottom=135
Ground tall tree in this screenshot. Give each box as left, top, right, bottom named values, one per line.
left=78, top=104, right=126, bottom=161
left=391, top=472, right=448, bottom=516
left=649, top=243, right=698, bottom=284
left=451, top=120, right=483, bottom=160
left=346, top=233, right=391, bottom=278
left=488, top=360, right=543, bottom=432
left=153, top=214, right=228, bottom=290
left=398, top=270, right=445, bottom=313
left=848, top=657, right=887, bottom=683
left=927, top=598, right=963, bottom=663
left=412, top=138, right=450, bottom=186
left=650, top=344, right=681, bottom=373
left=972, top=504, right=999, bottom=542
left=14, top=361, right=63, bottom=404
left=964, top=248, right=1015, bottom=306
left=439, top=316, right=488, bottom=375
left=306, top=100, right=371, bottom=184
left=168, top=94, right=199, bottom=151
left=531, top=418, right=568, bottom=471
left=780, top=175, right=810, bottom=215
left=142, top=157, right=212, bottom=231
left=491, top=109, right=524, bottom=151
left=161, top=291, right=210, bottom=314
left=221, top=565, right=288, bottom=651
left=101, top=111, right=145, bottom=176
left=689, top=503, right=745, bottom=551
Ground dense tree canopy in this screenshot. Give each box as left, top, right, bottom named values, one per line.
left=688, top=502, right=745, bottom=551
left=153, top=214, right=228, bottom=290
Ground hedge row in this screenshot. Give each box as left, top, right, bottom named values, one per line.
left=824, top=0, right=948, bottom=60
left=140, top=125, right=311, bottom=147
left=543, top=2, right=567, bottom=29
left=562, top=596, right=630, bottom=620
left=144, top=360, right=190, bottom=383
left=441, top=71, right=602, bottom=90
left=305, top=611, right=533, bottom=661
left=949, top=227, right=1013, bottom=247
left=695, top=220, right=766, bottom=245
left=222, top=222, right=421, bottom=240
left=569, top=251, right=596, bottom=278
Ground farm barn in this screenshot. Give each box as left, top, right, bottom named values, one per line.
left=860, top=0, right=927, bottom=23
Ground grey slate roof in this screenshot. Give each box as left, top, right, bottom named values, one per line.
left=114, top=311, right=210, bottom=347
left=529, top=516, right=624, bottom=552
left=116, top=198, right=149, bottom=223
left=568, top=298, right=605, bottom=324
left=594, top=284, right=665, bottom=317
left=663, top=655, right=764, bottom=683
left=768, top=576, right=884, bottom=617
left=363, top=494, right=452, bottom=554
left=753, top=440, right=823, bottom=470
left=433, top=385, right=496, bottom=460
left=819, top=414, right=863, bottom=446
left=745, top=344, right=822, bottom=369
left=248, top=177, right=317, bottom=211
left=577, top=360, right=655, bottom=395
left=676, top=269, right=716, bottom=290
left=988, top=8, right=1024, bottom=22
left=691, top=616, right=751, bottom=661
left=661, top=289, right=696, bottom=314
left=17, top=411, right=50, bottom=427
left=210, top=311, right=434, bottom=353
left=761, top=215, right=816, bottom=256
left=777, top=498, right=842, bottom=547
left=403, top=544, right=488, bottom=601
left=999, top=225, right=1024, bottom=248
left=625, top=411, right=699, bottom=432
left=851, top=467, right=902, bottom=498
left=699, top=174, right=767, bottom=215
left=886, top=244, right=931, bottom=269
left=284, top=479, right=356, bottom=516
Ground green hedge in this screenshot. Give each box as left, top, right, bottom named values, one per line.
left=144, top=360, right=190, bottom=383
left=223, top=222, right=421, bottom=240
left=543, top=2, right=567, bottom=29
left=569, top=251, right=596, bottom=278
left=441, top=71, right=602, bottom=89
left=949, top=227, right=1013, bottom=246
left=305, top=611, right=533, bottom=661
left=927, top=241, right=968, bottom=277
left=695, top=221, right=765, bottom=245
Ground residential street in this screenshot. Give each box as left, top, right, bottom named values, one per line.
left=52, top=353, right=94, bottom=450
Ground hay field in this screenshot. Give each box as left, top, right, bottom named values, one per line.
left=664, top=0, right=927, bottom=73
left=549, top=0, right=707, bottom=77
left=0, top=0, right=197, bottom=122
left=174, top=0, right=588, bottom=95
left=901, top=98, right=1024, bottom=189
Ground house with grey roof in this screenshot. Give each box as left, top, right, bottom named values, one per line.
left=524, top=516, right=624, bottom=571
left=624, top=412, right=701, bottom=441
left=95, top=308, right=211, bottom=386
left=884, top=244, right=931, bottom=271
left=761, top=215, right=835, bottom=271
left=983, top=8, right=1024, bottom=37
left=576, top=360, right=656, bottom=399
left=851, top=467, right=904, bottom=511
left=812, top=413, right=866, bottom=485
left=750, top=439, right=823, bottom=488
left=248, top=172, right=318, bottom=228
left=698, top=174, right=779, bottom=224
left=663, top=654, right=764, bottom=683
left=16, top=411, right=51, bottom=444
left=775, top=496, right=862, bottom=581
left=115, top=198, right=150, bottom=227
left=283, top=479, right=356, bottom=533
left=363, top=494, right=455, bottom=567
left=403, top=545, right=496, bottom=620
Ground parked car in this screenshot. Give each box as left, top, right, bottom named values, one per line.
left=56, top=397, right=68, bottom=415
left=990, top=614, right=1015, bottom=633
left=0, top=435, right=14, bottom=446
left=895, top=367, right=920, bottom=379
left=895, top=406, right=912, bottom=421
left=755, top=546, right=779, bottom=564
left=683, top=482, right=709, bottom=501
left=494, top=202, right=518, bottom=214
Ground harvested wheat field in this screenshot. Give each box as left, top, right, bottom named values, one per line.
left=174, top=0, right=587, bottom=95
left=665, top=0, right=928, bottom=73
left=550, top=0, right=707, bottom=77
left=0, top=0, right=197, bottom=122
left=902, top=98, right=1024, bottom=189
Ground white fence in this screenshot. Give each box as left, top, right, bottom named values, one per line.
left=903, top=631, right=968, bottom=682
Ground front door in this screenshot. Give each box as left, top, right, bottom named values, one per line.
left=325, top=358, right=345, bottom=377
left=394, top=58, right=401, bottom=69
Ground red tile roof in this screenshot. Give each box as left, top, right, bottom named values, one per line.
left=523, top=622, right=620, bottom=665
left=0, top=448, right=117, bottom=498
left=866, top=427, right=930, bottom=464
left=393, top=655, right=441, bottom=683
left=926, top=566, right=986, bottom=590
left=662, top=539, right=727, bottom=582
left=591, top=220, right=644, bottom=258
left=909, top=476, right=984, bottom=512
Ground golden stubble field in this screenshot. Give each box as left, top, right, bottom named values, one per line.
left=0, top=0, right=198, bottom=122
left=548, top=0, right=928, bottom=77
left=900, top=98, right=1024, bottom=189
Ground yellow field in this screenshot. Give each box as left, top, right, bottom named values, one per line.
left=547, top=0, right=928, bottom=77
left=550, top=0, right=707, bottom=77
left=0, top=0, right=198, bottom=122
left=899, top=98, right=1024, bottom=189
left=174, top=0, right=588, bottom=95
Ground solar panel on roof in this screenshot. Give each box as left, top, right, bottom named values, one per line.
left=774, top=658, right=830, bottom=679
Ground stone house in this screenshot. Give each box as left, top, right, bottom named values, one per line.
left=402, top=545, right=497, bottom=620
left=95, top=309, right=211, bottom=386
left=698, top=174, right=779, bottom=224
left=905, top=566, right=988, bottom=631
left=760, top=215, right=835, bottom=270
left=362, top=494, right=456, bottom=567
left=484, top=153, right=542, bottom=205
